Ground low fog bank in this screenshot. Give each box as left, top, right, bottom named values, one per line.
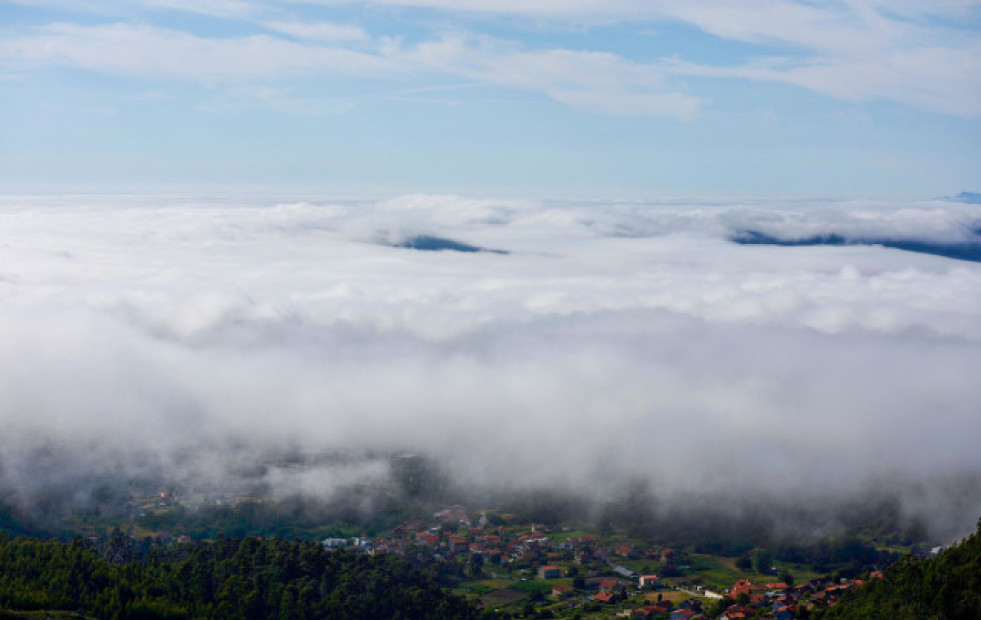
left=0, top=194, right=979, bottom=542
left=2, top=437, right=978, bottom=546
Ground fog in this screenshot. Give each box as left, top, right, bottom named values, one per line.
left=1, top=194, right=979, bottom=540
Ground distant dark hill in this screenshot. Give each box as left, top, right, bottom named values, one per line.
left=950, top=192, right=981, bottom=204
left=818, top=519, right=981, bottom=620
left=731, top=230, right=981, bottom=263
left=391, top=235, right=508, bottom=254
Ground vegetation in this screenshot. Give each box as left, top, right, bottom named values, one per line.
left=818, top=519, right=981, bottom=620
left=0, top=534, right=486, bottom=619
left=3, top=484, right=977, bottom=619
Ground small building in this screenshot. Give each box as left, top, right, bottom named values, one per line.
left=764, top=582, right=789, bottom=591
left=648, top=602, right=673, bottom=615
left=322, top=538, right=348, bottom=550
left=731, top=579, right=764, bottom=599
left=594, top=591, right=616, bottom=604
left=639, top=574, right=661, bottom=588
left=538, top=565, right=561, bottom=580
left=552, top=584, right=573, bottom=598
left=774, top=608, right=795, bottom=620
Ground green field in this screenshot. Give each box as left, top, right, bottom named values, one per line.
left=480, top=589, right=527, bottom=609
left=684, top=554, right=821, bottom=592
left=510, top=580, right=556, bottom=596
left=548, top=529, right=591, bottom=543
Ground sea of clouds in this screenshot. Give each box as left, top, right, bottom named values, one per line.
left=0, top=194, right=979, bottom=538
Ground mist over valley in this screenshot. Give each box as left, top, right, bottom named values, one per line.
left=1, top=194, right=979, bottom=545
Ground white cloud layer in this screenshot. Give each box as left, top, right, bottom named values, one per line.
left=0, top=194, right=979, bottom=535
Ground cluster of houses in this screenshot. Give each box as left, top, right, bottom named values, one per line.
left=712, top=574, right=883, bottom=619
left=319, top=504, right=680, bottom=575
left=613, top=572, right=883, bottom=620
left=314, top=503, right=885, bottom=618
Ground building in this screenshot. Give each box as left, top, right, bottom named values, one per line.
left=639, top=574, right=661, bottom=588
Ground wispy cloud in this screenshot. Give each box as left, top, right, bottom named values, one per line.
left=265, top=21, right=369, bottom=42
left=300, top=0, right=981, bottom=117
left=2, top=1, right=978, bottom=117
left=0, top=23, right=397, bottom=82
left=404, top=36, right=700, bottom=118
left=662, top=43, right=981, bottom=118
left=0, top=23, right=700, bottom=117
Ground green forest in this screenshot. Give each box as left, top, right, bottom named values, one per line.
left=0, top=534, right=487, bottom=620
left=817, top=519, right=981, bottom=620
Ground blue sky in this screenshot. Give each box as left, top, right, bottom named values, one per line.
left=1, top=0, right=979, bottom=197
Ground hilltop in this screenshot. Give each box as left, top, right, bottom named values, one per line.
left=817, top=519, right=981, bottom=620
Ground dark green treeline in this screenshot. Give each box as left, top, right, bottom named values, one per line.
left=0, top=535, right=486, bottom=620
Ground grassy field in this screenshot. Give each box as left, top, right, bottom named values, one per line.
left=684, top=554, right=821, bottom=592
left=480, top=589, right=527, bottom=608
left=642, top=591, right=694, bottom=603
left=547, top=529, right=590, bottom=544
left=452, top=582, right=496, bottom=596
left=510, top=580, right=557, bottom=596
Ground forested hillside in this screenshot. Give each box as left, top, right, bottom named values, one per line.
left=818, top=519, right=981, bottom=620
left=0, top=534, right=486, bottom=619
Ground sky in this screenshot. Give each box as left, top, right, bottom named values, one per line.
left=1, top=0, right=980, bottom=196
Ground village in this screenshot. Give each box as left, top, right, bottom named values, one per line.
left=313, top=504, right=883, bottom=619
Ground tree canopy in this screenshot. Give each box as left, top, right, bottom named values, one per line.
left=0, top=534, right=487, bottom=620
left=818, top=520, right=981, bottom=620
